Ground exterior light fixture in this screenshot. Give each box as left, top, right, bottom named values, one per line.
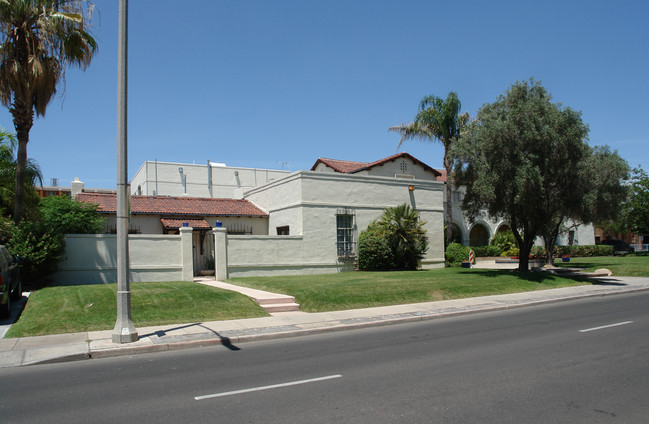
left=408, top=185, right=415, bottom=191
left=178, top=167, right=183, bottom=174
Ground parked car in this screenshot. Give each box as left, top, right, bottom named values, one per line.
left=0, top=245, right=21, bottom=319
left=599, top=239, right=635, bottom=255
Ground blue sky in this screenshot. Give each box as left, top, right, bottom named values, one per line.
left=0, top=0, right=647, bottom=189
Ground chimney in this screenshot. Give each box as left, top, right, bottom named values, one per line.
left=70, top=177, right=85, bottom=199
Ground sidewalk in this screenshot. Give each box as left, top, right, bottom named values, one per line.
left=2, top=275, right=649, bottom=368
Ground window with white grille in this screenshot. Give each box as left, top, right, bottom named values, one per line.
left=336, top=208, right=356, bottom=257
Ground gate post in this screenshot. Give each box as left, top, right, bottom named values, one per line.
left=212, top=228, right=228, bottom=280
left=180, top=226, right=194, bottom=281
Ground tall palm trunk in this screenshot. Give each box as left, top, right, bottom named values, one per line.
left=443, top=145, right=453, bottom=245
left=12, top=98, right=33, bottom=223
left=10, top=22, right=34, bottom=223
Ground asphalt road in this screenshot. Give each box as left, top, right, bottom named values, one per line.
left=1, top=292, right=647, bottom=423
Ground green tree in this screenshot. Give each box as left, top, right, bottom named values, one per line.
left=390, top=91, right=469, bottom=246
left=454, top=79, right=590, bottom=271
left=7, top=193, right=104, bottom=279
left=39, top=194, right=104, bottom=234
left=0, top=128, right=42, bottom=219
left=625, top=167, right=649, bottom=235
left=540, top=146, right=629, bottom=265
left=0, top=0, right=97, bottom=223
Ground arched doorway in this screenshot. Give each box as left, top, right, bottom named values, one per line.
left=469, top=224, right=489, bottom=247
left=497, top=224, right=511, bottom=234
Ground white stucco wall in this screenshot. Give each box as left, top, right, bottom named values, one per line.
left=130, top=160, right=290, bottom=198
left=52, top=234, right=190, bottom=284
left=227, top=171, right=445, bottom=276
left=359, top=156, right=439, bottom=181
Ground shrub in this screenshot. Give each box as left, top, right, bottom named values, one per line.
left=530, top=246, right=546, bottom=258
left=555, top=245, right=614, bottom=257
left=6, top=195, right=104, bottom=279
left=503, top=247, right=520, bottom=257
left=445, top=242, right=470, bottom=266
left=490, top=230, right=517, bottom=253
left=379, top=204, right=429, bottom=270
left=358, top=222, right=395, bottom=270
left=471, top=245, right=502, bottom=257
left=39, top=195, right=104, bottom=234
left=8, top=221, right=64, bottom=279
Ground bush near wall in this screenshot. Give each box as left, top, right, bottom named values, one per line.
left=470, top=245, right=502, bottom=257
left=445, top=242, right=470, bottom=266
left=554, top=245, right=614, bottom=257
left=358, top=222, right=396, bottom=271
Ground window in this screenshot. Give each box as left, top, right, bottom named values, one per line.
left=400, top=160, right=408, bottom=173
left=276, top=226, right=290, bottom=235
left=336, top=208, right=356, bottom=257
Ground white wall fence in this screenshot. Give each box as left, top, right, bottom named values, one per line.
left=51, top=228, right=193, bottom=285
left=51, top=227, right=358, bottom=285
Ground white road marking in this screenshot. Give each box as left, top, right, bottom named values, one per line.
left=195, top=374, right=343, bottom=401
left=579, top=321, right=634, bottom=333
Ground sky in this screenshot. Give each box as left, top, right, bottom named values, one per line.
left=0, top=0, right=647, bottom=189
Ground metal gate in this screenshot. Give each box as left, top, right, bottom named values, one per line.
left=193, top=231, right=215, bottom=276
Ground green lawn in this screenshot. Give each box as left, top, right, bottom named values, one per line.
left=8, top=256, right=644, bottom=338
left=231, top=267, right=590, bottom=312
left=554, top=254, right=649, bottom=277
left=5, top=281, right=268, bottom=338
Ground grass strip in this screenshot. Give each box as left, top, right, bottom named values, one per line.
left=6, top=281, right=268, bottom=338
left=231, top=267, right=591, bottom=313
left=553, top=255, right=649, bottom=277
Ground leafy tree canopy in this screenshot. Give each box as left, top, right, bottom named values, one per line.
left=625, top=167, right=649, bottom=235
left=390, top=91, right=469, bottom=245
left=39, top=195, right=105, bottom=235
left=0, top=128, right=41, bottom=219
left=0, top=0, right=97, bottom=222
left=454, top=79, right=591, bottom=271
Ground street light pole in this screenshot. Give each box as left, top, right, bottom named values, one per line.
left=113, top=0, right=138, bottom=343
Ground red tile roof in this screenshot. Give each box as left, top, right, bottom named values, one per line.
left=76, top=193, right=268, bottom=217
left=160, top=218, right=211, bottom=230
left=311, top=152, right=442, bottom=178
left=311, top=158, right=369, bottom=173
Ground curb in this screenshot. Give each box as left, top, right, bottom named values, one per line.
left=62, top=285, right=649, bottom=364
left=6, top=287, right=649, bottom=368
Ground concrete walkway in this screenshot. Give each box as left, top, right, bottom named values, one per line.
left=1, top=275, right=648, bottom=368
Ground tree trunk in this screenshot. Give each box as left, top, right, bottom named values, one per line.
left=443, top=145, right=453, bottom=246
left=511, top=219, right=534, bottom=272
left=11, top=27, right=34, bottom=224
left=518, top=239, right=534, bottom=272
left=12, top=100, right=33, bottom=223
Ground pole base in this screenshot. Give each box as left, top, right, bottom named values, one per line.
left=112, top=319, right=138, bottom=343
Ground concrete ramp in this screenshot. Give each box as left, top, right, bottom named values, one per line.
left=193, top=278, right=300, bottom=313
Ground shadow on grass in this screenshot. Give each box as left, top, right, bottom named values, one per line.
left=555, top=262, right=616, bottom=269
left=456, top=269, right=591, bottom=284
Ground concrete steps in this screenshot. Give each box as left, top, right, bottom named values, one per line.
left=193, top=278, right=301, bottom=313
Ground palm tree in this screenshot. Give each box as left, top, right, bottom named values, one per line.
left=0, top=128, right=42, bottom=218
left=389, top=91, right=469, bottom=245
left=378, top=203, right=428, bottom=270
left=0, top=0, right=96, bottom=223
